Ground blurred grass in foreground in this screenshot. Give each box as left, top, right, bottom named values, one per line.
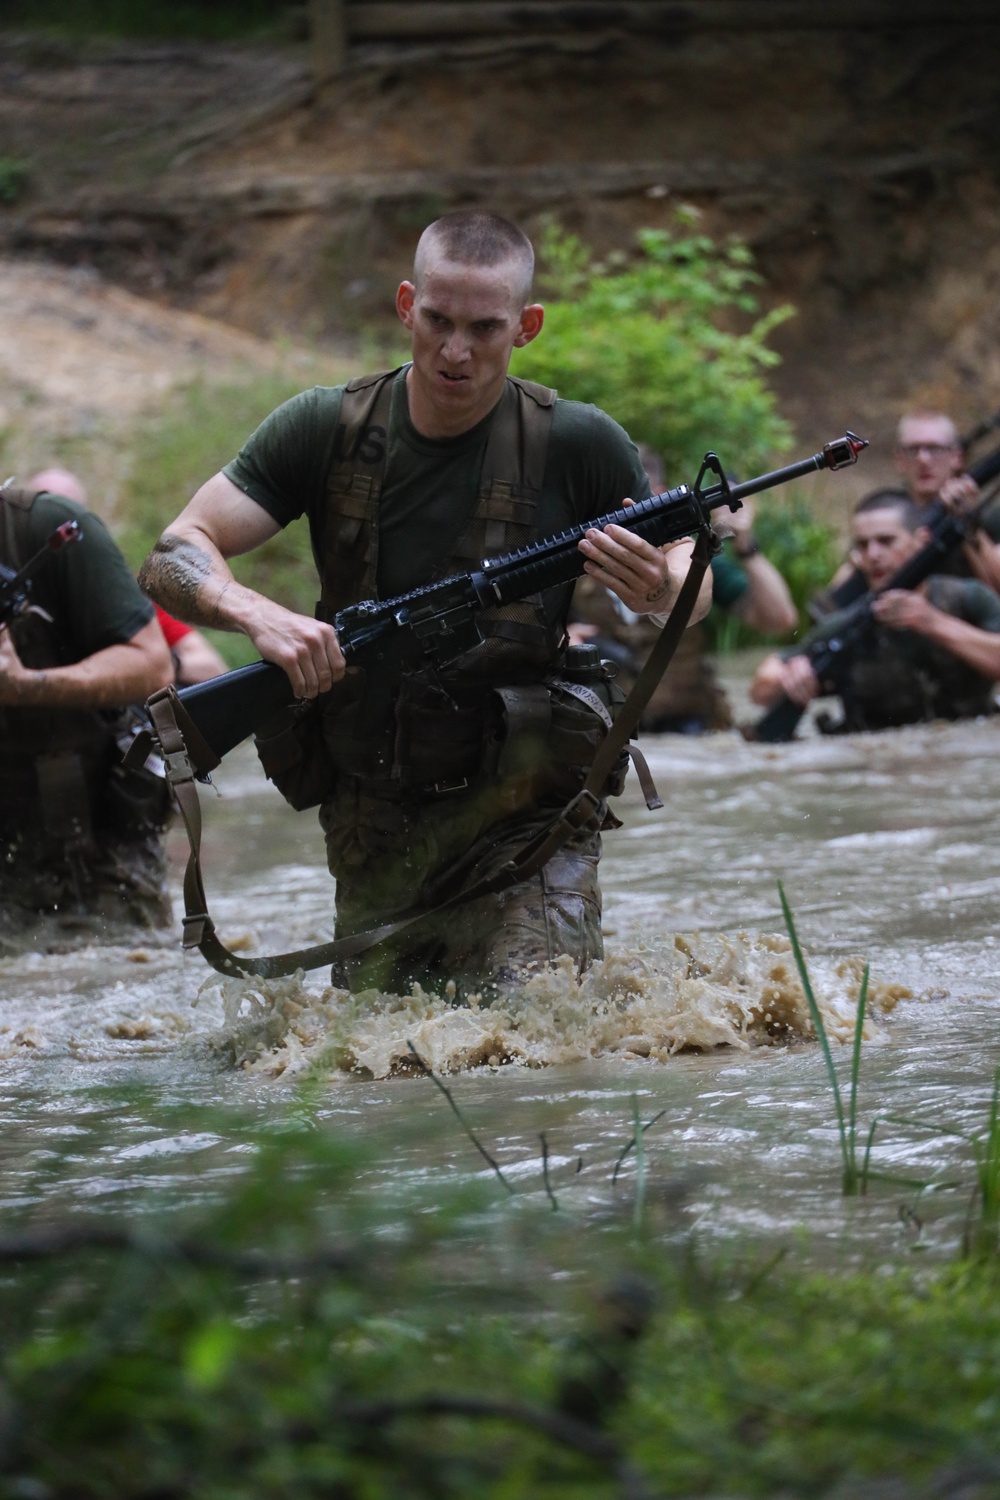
left=1, top=1094, right=999, bottom=1499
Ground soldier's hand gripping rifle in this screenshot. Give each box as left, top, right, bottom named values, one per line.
left=820, top=430, right=1000, bottom=615
left=155, top=432, right=868, bottom=774
left=0, top=518, right=82, bottom=629
left=747, top=482, right=1000, bottom=744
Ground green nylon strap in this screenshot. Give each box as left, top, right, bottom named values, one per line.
left=160, top=529, right=714, bottom=981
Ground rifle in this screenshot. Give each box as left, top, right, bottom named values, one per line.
left=819, top=433, right=1000, bottom=614
left=1, top=517, right=82, bottom=628
left=746, top=485, right=1000, bottom=743
left=168, top=433, right=868, bottom=769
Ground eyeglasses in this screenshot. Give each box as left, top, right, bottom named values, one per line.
left=897, top=443, right=960, bottom=458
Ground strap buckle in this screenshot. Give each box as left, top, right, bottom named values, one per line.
left=164, top=747, right=194, bottom=784
left=563, top=788, right=602, bottom=830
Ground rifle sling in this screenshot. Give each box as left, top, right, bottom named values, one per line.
left=158, top=530, right=712, bottom=982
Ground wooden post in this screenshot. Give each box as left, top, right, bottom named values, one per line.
left=312, top=0, right=347, bottom=81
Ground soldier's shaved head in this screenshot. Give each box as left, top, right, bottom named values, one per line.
left=29, top=468, right=88, bottom=506
left=854, top=490, right=923, bottom=532
left=896, top=410, right=960, bottom=449
left=414, top=212, right=535, bottom=306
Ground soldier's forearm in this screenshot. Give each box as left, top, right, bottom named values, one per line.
left=917, top=609, right=1000, bottom=681
left=139, top=531, right=260, bottom=635
left=0, top=625, right=172, bottom=710
left=963, top=534, right=1000, bottom=594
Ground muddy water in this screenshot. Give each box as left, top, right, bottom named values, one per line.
left=2, top=661, right=999, bottom=1263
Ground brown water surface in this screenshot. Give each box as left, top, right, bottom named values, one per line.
left=2, top=664, right=998, bottom=1263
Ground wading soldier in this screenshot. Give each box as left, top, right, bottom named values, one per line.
left=750, top=492, right=1000, bottom=733
left=139, top=211, right=711, bottom=993
left=0, top=480, right=174, bottom=947
left=892, top=410, right=1000, bottom=593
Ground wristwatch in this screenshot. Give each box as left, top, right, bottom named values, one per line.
left=735, top=537, right=760, bottom=560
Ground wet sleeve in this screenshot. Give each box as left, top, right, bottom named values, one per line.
left=958, top=580, right=1000, bottom=632
left=30, top=495, right=154, bottom=656
left=710, top=552, right=749, bottom=611
left=980, top=499, right=1000, bottom=543
left=222, top=386, right=344, bottom=528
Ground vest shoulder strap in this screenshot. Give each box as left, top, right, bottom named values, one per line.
left=1, top=486, right=43, bottom=513
left=1, top=487, right=43, bottom=572
left=505, top=374, right=557, bottom=409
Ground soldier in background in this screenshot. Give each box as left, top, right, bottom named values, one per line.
left=751, top=492, right=1000, bottom=733
left=814, top=411, right=1000, bottom=618
left=29, top=469, right=228, bottom=687
left=890, top=411, right=1000, bottom=593
left=569, top=447, right=797, bottom=733
left=1, top=478, right=174, bottom=947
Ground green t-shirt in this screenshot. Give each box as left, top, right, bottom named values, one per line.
left=222, top=371, right=652, bottom=605
left=710, top=549, right=749, bottom=611
left=788, top=574, right=1000, bottom=727
left=3, top=492, right=153, bottom=661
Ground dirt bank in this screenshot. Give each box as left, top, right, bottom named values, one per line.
left=3, top=23, right=1000, bottom=497
left=0, top=257, right=332, bottom=516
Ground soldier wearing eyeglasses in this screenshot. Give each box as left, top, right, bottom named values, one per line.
left=892, top=410, right=1000, bottom=593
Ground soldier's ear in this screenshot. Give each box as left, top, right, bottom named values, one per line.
left=914, top=524, right=932, bottom=547
left=514, top=303, right=544, bottom=348
left=396, top=281, right=416, bottom=328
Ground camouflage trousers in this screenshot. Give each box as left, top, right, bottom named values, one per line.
left=319, top=777, right=604, bottom=995
left=0, top=828, right=172, bottom=950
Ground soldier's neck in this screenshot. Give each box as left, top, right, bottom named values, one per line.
left=404, top=366, right=505, bottom=440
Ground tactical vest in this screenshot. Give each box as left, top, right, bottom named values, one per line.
left=839, top=577, right=997, bottom=731
left=314, top=369, right=565, bottom=787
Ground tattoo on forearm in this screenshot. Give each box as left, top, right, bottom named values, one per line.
left=139, top=533, right=215, bottom=620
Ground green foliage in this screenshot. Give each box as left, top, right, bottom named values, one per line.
left=2, top=1099, right=1000, bottom=1498
left=513, top=217, right=795, bottom=482
left=0, top=157, right=29, bottom=204
left=708, top=494, right=841, bottom=649
left=119, top=372, right=343, bottom=669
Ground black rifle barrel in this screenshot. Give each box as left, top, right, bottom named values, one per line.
left=175, top=433, right=867, bottom=763
left=0, top=518, right=82, bottom=628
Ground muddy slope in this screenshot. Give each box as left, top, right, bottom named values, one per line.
left=3, top=24, right=1000, bottom=489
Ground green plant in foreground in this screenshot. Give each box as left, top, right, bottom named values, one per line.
left=778, top=880, right=871, bottom=1196
left=3, top=1098, right=1000, bottom=1498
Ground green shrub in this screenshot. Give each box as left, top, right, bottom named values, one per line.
left=0, top=158, right=29, bottom=204
left=513, top=214, right=795, bottom=482
left=708, top=493, right=841, bottom=649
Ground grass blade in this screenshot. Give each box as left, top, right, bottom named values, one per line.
left=778, top=882, right=849, bottom=1183
left=632, top=1095, right=647, bottom=1233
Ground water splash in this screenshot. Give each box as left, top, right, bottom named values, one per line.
left=201, top=932, right=909, bottom=1080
